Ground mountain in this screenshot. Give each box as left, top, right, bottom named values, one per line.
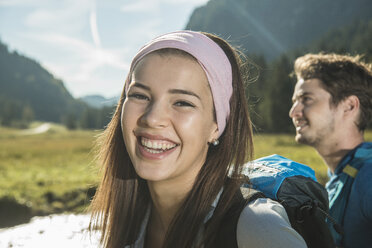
left=305, top=19, right=372, bottom=62
left=0, top=41, right=86, bottom=126
left=186, top=0, right=372, bottom=60
left=79, top=95, right=119, bottom=109
left=185, top=0, right=372, bottom=133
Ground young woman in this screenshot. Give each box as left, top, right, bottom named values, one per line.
left=89, top=31, right=306, bottom=248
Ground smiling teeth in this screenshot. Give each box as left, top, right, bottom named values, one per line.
left=144, top=147, right=164, bottom=154
left=141, top=137, right=176, bottom=151
left=295, top=120, right=308, bottom=130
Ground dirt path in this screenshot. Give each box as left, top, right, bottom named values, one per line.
left=20, top=123, right=52, bottom=135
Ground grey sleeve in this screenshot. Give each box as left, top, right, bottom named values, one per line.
left=237, top=198, right=307, bottom=248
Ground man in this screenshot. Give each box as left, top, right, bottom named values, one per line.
left=289, top=53, right=372, bottom=248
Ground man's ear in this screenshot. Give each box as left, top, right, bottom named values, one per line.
left=343, top=95, right=360, bottom=115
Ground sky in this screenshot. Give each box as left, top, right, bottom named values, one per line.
left=0, top=0, right=209, bottom=98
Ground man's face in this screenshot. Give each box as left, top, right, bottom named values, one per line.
left=289, top=78, right=344, bottom=147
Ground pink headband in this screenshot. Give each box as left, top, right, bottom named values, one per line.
left=125, top=30, right=233, bottom=137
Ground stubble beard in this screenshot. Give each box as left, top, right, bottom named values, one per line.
left=295, top=118, right=335, bottom=148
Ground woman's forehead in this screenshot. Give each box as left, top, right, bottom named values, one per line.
left=131, top=53, right=210, bottom=92
left=133, top=53, right=206, bottom=79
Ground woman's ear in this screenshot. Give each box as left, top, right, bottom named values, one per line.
left=208, top=123, right=219, bottom=145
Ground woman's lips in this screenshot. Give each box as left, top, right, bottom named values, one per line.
left=135, top=134, right=179, bottom=160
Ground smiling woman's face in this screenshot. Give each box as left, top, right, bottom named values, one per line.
left=121, top=52, right=219, bottom=186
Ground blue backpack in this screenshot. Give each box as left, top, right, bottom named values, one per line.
left=243, top=154, right=318, bottom=199
left=229, top=154, right=337, bottom=248
left=326, top=142, right=372, bottom=246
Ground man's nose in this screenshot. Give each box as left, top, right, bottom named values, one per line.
left=289, top=101, right=302, bottom=118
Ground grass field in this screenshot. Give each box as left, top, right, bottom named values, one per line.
left=254, top=134, right=330, bottom=183
left=1, top=123, right=371, bottom=227
left=0, top=123, right=100, bottom=227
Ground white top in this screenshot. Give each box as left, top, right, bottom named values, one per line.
left=125, top=196, right=307, bottom=248
left=237, top=198, right=307, bottom=248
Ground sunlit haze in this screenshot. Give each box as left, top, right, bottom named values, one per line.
left=0, top=0, right=209, bottom=98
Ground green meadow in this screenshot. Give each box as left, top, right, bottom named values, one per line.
left=0, top=123, right=100, bottom=226
left=0, top=123, right=371, bottom=227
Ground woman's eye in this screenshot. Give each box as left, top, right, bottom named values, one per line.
left=128, top=93, right=149, bottom=101
left=174, top=101, right=195, bottom=108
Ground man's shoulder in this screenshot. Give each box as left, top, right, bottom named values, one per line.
left=355, top=142, right=372, bottom=175
left=355, top=161, right=372, bottom=182
left=352, top=142, right=372, bottom=181
left=352, top=161, right=372, bottom=197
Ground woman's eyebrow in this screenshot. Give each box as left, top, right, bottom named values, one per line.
left=168, top=89, right=201, bottom=100
left=131, top=82, right=201, bottom=100
left=131, top=82, right=150, bottom=91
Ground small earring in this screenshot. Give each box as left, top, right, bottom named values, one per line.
left=212, top=139, right=219, bottom=146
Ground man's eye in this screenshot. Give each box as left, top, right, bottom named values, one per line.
left=174, top=101, right=195, bottom=107
left=128, top=93, right=149, bottom=101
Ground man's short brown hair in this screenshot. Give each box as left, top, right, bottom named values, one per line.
left=294, top=53, right=372, bottom=131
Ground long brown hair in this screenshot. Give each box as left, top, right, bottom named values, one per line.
left=89, top=32, right=254, bottom=248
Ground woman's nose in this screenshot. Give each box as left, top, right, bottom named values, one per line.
left=139, top=102, right=169, bottom=128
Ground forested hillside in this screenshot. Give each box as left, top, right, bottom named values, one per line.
left=187, top=0, right=372, bottom=60
left=0, top=41, right=113, bottom=129
left=186, top=0, right=372, bottom=132
left=0, top=42, right=82, bottom=126
left=306, top=19, right=372, bottom=62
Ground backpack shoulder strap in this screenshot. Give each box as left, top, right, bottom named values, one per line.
left=342, top=164, right=359, bottom=178
left=240, top=187, right=266, bottom=202
left=212, top=187, right=265, bottom=248
left=341, top=143, right=372, bottom=178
